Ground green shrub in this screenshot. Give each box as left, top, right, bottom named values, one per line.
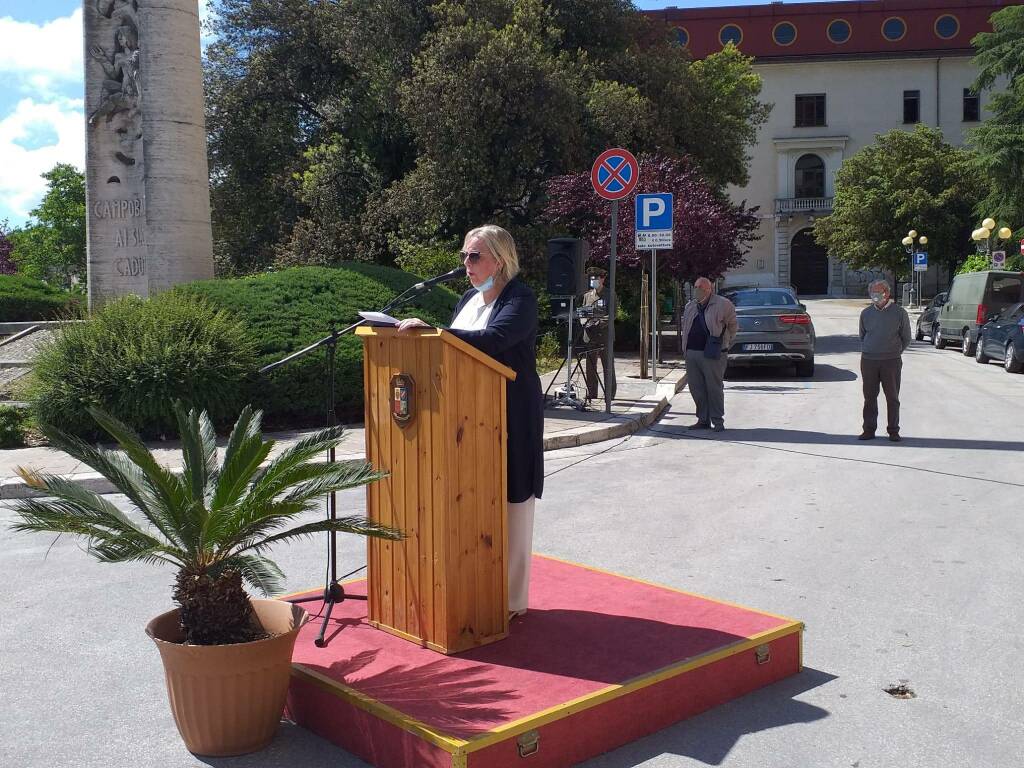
left=0, top=405, right=29, bottom=448
left=958, top=251, right=1024, bottom=274
left=0, top=274, right=82, bottom=321
left=28, top=293, right=257, bottom=438
left=177, top=264, right=458, bottom=424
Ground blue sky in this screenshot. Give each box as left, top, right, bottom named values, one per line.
left=0, top=0, right=852, bottom=228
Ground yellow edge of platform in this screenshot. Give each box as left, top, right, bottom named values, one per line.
left=461, top=621, right=803, bottom=753
left=288, top=555, right=804, bottom=758
left=291, top=664, right=471, bottom=753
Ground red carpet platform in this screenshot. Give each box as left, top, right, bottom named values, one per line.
left=286, top=555, right=803, bottom=768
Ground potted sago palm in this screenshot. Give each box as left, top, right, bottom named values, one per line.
left=9, top=403, right=401, bottom=756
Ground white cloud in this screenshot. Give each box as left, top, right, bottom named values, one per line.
left=0, top=97, right=85, bottom=223
left=0, top=10, right=83, bottom=96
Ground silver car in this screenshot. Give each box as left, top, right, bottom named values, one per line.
left=722, top=288, right=816, bottom=377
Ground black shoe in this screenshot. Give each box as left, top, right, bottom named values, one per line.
left=858, top=432, right=875, bottom=440
left=712, top=423, right=725, bottom=433
left=689, top=422, right=711, bottom=430
left=888, top=434, right=902, bottom=442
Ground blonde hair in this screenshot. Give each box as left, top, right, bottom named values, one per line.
left=464, top=225, right=520, bottom=281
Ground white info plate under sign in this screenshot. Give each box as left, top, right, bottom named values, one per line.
left=636, top=230, right=673, bottom=249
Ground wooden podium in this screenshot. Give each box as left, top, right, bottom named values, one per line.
left=355, top=326, right=516, bottom=654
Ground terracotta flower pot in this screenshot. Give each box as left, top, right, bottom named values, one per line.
left=146, top=599, right=308, bottom=756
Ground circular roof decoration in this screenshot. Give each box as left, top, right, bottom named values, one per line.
left=827, top=19, right=852, bottom=44
left=935, top=14, right=960, bottom=40
left=773, top=21, right=798, bottom=47
left=672, top=26, right=689, bottom=48
left=719, top=24, right=743, bottom=47
left=882, top=17, right=907, bottom=42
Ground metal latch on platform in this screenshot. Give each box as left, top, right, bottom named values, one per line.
left=755, top=643, right=771, bottom=665
left=517, top=730, right=540, bottom=758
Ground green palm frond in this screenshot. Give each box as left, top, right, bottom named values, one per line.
left=10, top=474, right=181, bottom=567
left=209, top=406, right=270, bottom=513
left=173, top=402, right=220, bottom=506
left=237, top=515, right=403, bottom=557
left=246, top=426, right=346, bottom=503
left=217, top=553, right=286, bottom=596
left=80, top=408, right=196, bottom=544
left=280, top=460, right=388, bottom=505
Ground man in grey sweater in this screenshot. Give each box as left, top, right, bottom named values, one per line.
left=858, top=279, right=912, bottom=442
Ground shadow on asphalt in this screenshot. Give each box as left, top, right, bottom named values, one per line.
left=197, top=721, right=369, bottom=768
left=649, top=425, right=1024, bottom=453
left=813, top=333, right=863, bottom=355
left=588, top=667, right=835, bottom=767
left=725, top=363, right=857, bottom=383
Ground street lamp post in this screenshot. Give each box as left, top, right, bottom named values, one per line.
left=971, top=217, right=1014, bottom=267
left=901, top=230, right=927, bottom=308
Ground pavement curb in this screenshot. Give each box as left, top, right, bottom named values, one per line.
left=1, top=373, right=688, bottom=500
left=541, top=371, right=686, bottom=451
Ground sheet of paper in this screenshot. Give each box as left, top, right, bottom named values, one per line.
left=358, top=311, right=402, bottom=326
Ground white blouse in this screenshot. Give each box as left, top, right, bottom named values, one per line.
left=450, top=291, right=496, bottom=331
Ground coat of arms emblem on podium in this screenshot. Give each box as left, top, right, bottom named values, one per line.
left=390, top=374, right=414, bottom=426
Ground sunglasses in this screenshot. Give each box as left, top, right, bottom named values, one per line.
left=460, top=250, right=483, bottom=263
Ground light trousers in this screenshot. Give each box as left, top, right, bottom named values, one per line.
left=508, top=496, right=536, bottom=613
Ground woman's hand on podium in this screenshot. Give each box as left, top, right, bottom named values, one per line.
left=396, top=318, right=431, bottom=334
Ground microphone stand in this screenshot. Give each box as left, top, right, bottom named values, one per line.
left=261, top=281, right=429, bottom=648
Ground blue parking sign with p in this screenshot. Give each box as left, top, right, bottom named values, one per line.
left=636, top=194, right=673, bottom=230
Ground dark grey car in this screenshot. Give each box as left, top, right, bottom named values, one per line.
left=914, top=292, right=947, bottom=341
left=722, top=288, right=816, bottom=377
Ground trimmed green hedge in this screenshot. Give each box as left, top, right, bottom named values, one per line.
left=29, top=293, right=257, bottom=438
left=0, top=274, right=82, bottom=321
left=176, top=264, right=459, bottom=424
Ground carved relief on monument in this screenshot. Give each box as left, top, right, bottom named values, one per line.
left=89, top=0, right=142, bottom=168
left=85, top=0, right=148, bottom=303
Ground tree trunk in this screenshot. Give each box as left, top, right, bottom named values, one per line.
left=173, top=568, right=265, bottom=645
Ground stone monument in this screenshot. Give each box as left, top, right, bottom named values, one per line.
left=84, top=0, right=213, bottom=309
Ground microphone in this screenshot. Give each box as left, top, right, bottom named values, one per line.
left=412, top=266, right=467, bottom=292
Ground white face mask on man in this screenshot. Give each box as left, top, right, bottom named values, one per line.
left=869, top=291, right=887, bottom=306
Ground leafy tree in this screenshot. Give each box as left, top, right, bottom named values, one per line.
left=9, top=165, right=86, bottom=287
left=543, top=153, right=760, bottom=284
left=970, top=6, right=1024, bottom=226
left=382, top=4, right=770, bottom=249
left=814, top=126, right=989, bottom=281
left=205, top=0, right=432, bottom=272
left=0, top=221, right=16, bottom=275
left=205, top=0, right=771, bottom=275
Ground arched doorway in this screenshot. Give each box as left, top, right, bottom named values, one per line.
left=790, top=228, right=829, bottom=295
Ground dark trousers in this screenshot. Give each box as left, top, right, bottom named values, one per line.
left=861, top=356, right=902, bottom=435
left=685, top=349, right=728, bottom=427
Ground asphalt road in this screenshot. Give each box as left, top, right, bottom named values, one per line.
left=2, top=299, right=1022, bottom=768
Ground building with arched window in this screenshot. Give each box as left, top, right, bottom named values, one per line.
left=652, top=0, right=1009, bottom=296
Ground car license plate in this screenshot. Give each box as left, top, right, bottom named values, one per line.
left=743, top=343, right=773, bottom=351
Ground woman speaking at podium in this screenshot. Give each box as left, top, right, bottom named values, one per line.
left=397, top=225, right=544, bottom=619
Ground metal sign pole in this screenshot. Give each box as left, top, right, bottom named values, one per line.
left=606, top=200, right=618, bottom=414
left=650, top=249, right=658, bottom=381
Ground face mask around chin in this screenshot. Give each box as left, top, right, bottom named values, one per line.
left=474, top=275, right=496, bottom=293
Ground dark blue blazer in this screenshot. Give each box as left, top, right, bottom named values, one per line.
left=447, top=278, right=544, bottom=503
